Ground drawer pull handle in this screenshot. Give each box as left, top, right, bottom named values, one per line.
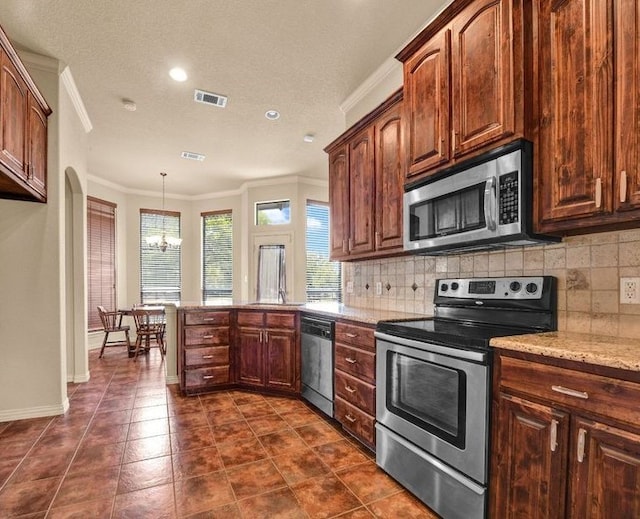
left=344, top=413, right=357, bottom=423
left=202, top=375, right=214, bottom=380
left=550, top=419, right=558, bottom=452
left=344, top=385, right=357, bottom=394
left=201, top=355, right=214, bottom=359
left=203, top=335, right=214, bottom=339
left=551, top=385, right=588, bottom=399
left=345, top=357, right=357, bottom=364
left=345, top=333, right=358, bottom=338
left=577, top=428, right=587, bottom=463
left=203, top=318, right=216, bottom=321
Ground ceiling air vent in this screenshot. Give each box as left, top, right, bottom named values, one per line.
left=181, top=151, right=205, bottom=161
left=194, top=89, right=227, bottom=108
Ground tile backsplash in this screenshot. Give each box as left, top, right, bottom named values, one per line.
left=342, top=229, right=640, bottom=339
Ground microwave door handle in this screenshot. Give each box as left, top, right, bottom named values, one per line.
left=484, top=177, right=497, bottom=230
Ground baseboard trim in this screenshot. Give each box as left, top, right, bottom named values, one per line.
left=0, top=398, right=70, bottom=422
left=166, top=375, right=179, bottom=385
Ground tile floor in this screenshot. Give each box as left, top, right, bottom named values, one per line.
left=0, top=348, right=439, bottom=518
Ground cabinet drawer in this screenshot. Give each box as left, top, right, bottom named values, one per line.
left=335, top=322, right=375, bottom=352
left=237, top=311, right=264, bottom=327
left=335, top=370, right=375, bottom=415
left=265, top=312, right=295, bottom=329
left=184, top=311, right=230, bottom=326
left=184, top=366, right=230, bottom=389
left=335, top=344, right=375, bottom=384
left=499, top=355, right=640, bottom=427
left=184, top=326, right=229, bottom=346
left=335, top=396, right=375, bottom=447
left=184, top=346, right=229, bottom=368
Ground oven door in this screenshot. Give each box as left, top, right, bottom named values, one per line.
left=375, top=332, right=490, bottom=484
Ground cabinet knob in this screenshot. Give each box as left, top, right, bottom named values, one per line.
left=620, top=170, right=628, bottom=203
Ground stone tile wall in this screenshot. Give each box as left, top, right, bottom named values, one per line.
left=342, top=229, right=640, bottom=338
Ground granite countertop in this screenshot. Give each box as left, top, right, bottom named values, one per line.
left=491, top=331, right=640, bottom=372
left=170, top=301, right=425, bottom=325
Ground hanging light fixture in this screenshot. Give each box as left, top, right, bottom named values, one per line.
left=145, top=172, right=182, bottom=252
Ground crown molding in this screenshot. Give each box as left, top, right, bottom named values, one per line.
left=18, top=49, right=59, bottom=73
left=61, top=67, right=93, bottom=133
left=339, top=57, right=399, bottom=115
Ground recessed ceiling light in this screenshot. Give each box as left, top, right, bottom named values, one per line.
left=169, top=67, right=188, bottom=82
left=303, top=134, right=315, bottom=143
left=265, top=110, right=280, bottom=121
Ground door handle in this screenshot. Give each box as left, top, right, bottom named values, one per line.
left=595, top=177, right=602, bottom=208
left=577, top=428, right=587, bottom=463
left=550, top=419, right=558, bottom=452
left=620, top=170, right=628, bottom=203
left=484, top=177, right=496, bottom=230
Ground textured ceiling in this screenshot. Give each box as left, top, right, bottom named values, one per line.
left=0, top=1, right=449, bottom=196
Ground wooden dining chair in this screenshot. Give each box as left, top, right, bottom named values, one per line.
left=131, top=307, right=166, bottom=361
left=97, top=306, right=131, bottom=358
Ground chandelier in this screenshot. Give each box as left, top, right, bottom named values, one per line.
left=145, top=172, right=182, bottom=252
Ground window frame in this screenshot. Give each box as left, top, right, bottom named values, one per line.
left=202, top=209, right=233, bottom=304
left=255, top=199, right=291, bottom=226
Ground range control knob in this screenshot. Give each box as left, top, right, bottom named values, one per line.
left=509, top=281, right=521, bottom=292
left=526, top=282, right=538, bottom=294
left=451, top=282, right=459, bottom=291
left=441, top=283, right=449, bottom=292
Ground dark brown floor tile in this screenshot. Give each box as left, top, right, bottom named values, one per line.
left=237, top=487, right=307, bottom=519
left=47, top=497, right=114, bottom=519
left=127, top=417, right=170, bottom=440
left=122, top=434, right=171, bottom=463
left=0, top=476, right=61, bottom=516
left=134, top=393, right=167, bottom=409
left=218, top=437, right=268, bottom=469
left=334, top=508, right=375, bottom=518
left=170, top=426, right=215, bottom=453
left=199, top=393, right=235, bottom=411
left=96, top=396, right=135, bottom=413
left=271, top=447, right=330, bottom=485
left=172, top=446, right=223, bottom=480
left=211, top=420, right=255, bottom=444
left=0, top=437, right=36, bottom=458
left=53, top=466, right=120, bottom=508
left=68, top=441, right=125, bottom=474
left=229, top=391, right=266, bottom=406
left=367, top=491, right=439, bottom=518
left=0, top=456, right=21, bottom=486
left=205, top=408, right=243, bottom=426
left=9, top=451, right=73, bottom=483
left=268, top=397, right=309, bottom=414
left=247, top=414, right=287, bottom=435
left=167, top=398, right=202, bottom=415
left=292, top=474, right=362, bottom=519
left=296, top=421, right=345, bottom=447
left=169, top=411, right=209, bottom=431
left=0, top=417, right=51, bottom=442
left=113, top=482, right=176, bottom=518
left=30, top=432, right=81, bottom=457
left=90, top=409, right=133, bottom=426
left=226, top=459, right=287, bottom=499
left=117, top=455, right=173, bottom=494
left=81, top=422, right=129, bottom=447
left=174, top=471, right=235, bottom=517
left=336, top=461, right=402, bottom=504
left=184, top=502, right=242, bottom=519
left=313, top=439, right=369, bottom=471
left=49, top=412, right=93, bottom=431
left=130, top=404, right=168, bottom=422
left=237, top=402, right=276, bottom=419
left=258, top=428, right=306, bottom=456
left=280, top=408, right=322, bottom=428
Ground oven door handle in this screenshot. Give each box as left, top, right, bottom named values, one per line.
left=374, top=331, right=489, bottom=364
left=484, top=177, right=497, bottom=231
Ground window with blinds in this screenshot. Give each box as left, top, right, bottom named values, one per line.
left=140, top=209, right=181, bottom=304
left=202, top=210, right=233, bottom=303
left=87, top=197, right=117, bottom=331
left=306, top=201, right=341, bottom=302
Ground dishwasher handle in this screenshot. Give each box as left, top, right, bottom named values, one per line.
left=301, top=317, right=334, bottom=340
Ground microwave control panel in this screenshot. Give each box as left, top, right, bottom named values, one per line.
left=498, top=171, right=519, bottom=225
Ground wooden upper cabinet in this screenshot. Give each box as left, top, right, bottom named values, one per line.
left=451, top=0, right=514, bottom=156
left=0, top=53, right=28, bottom=179
left=404, top=28, right=450, bottom=178
left=328, top=145, right=350, bottom=259
left=374, top=103, right=404, bottom=251
left=348, top=127, right=376, bottom=256
left=27, top=94, right=47, bottom=196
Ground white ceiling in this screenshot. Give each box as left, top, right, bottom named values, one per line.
left=0, top=1, right=449, bottom=197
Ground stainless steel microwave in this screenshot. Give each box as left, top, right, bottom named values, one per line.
left=403, top=140, right=559, bottom=255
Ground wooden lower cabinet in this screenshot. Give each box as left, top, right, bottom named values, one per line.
left=237, top=326, right=263, bottom=386
left=491, top=351, right=640, bottom=518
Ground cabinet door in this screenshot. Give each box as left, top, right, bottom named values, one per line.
left=537, top=0, right=614, bottom=228
left=374, top=102, right=404, bottom=252
left=0, top=52, right=28, bottom=179
left=615, top=0, right=640, bottom=214
left=348, top=127, right=375, bottom=255
left=26, top=94, right=47, bottom=197
left=403, top=28, right=451, bottom=178
left=491, top=393, right=569, bottom=519
left=451, top=0, right=514, bottom=157
left=328, top=145, right=349, bottom=260
left=265, top=328, right=297, bottom=392
left=569, top=417, right=640, bottom=518
left=237, top=327, right=264, bottom=386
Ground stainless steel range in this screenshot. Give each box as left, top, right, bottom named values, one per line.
left=375, top=276, right=557, bottom=519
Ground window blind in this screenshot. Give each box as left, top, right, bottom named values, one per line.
left=306, top=201, right=341, bottom=302
left=140, top=209, right=181, bottom=304
left=202, top=210, right=233, bottom=303
left=87, top=197, right=116, bottom=331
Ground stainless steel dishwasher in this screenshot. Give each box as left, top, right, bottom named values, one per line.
left=300, top=315, right=334, bottom=418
